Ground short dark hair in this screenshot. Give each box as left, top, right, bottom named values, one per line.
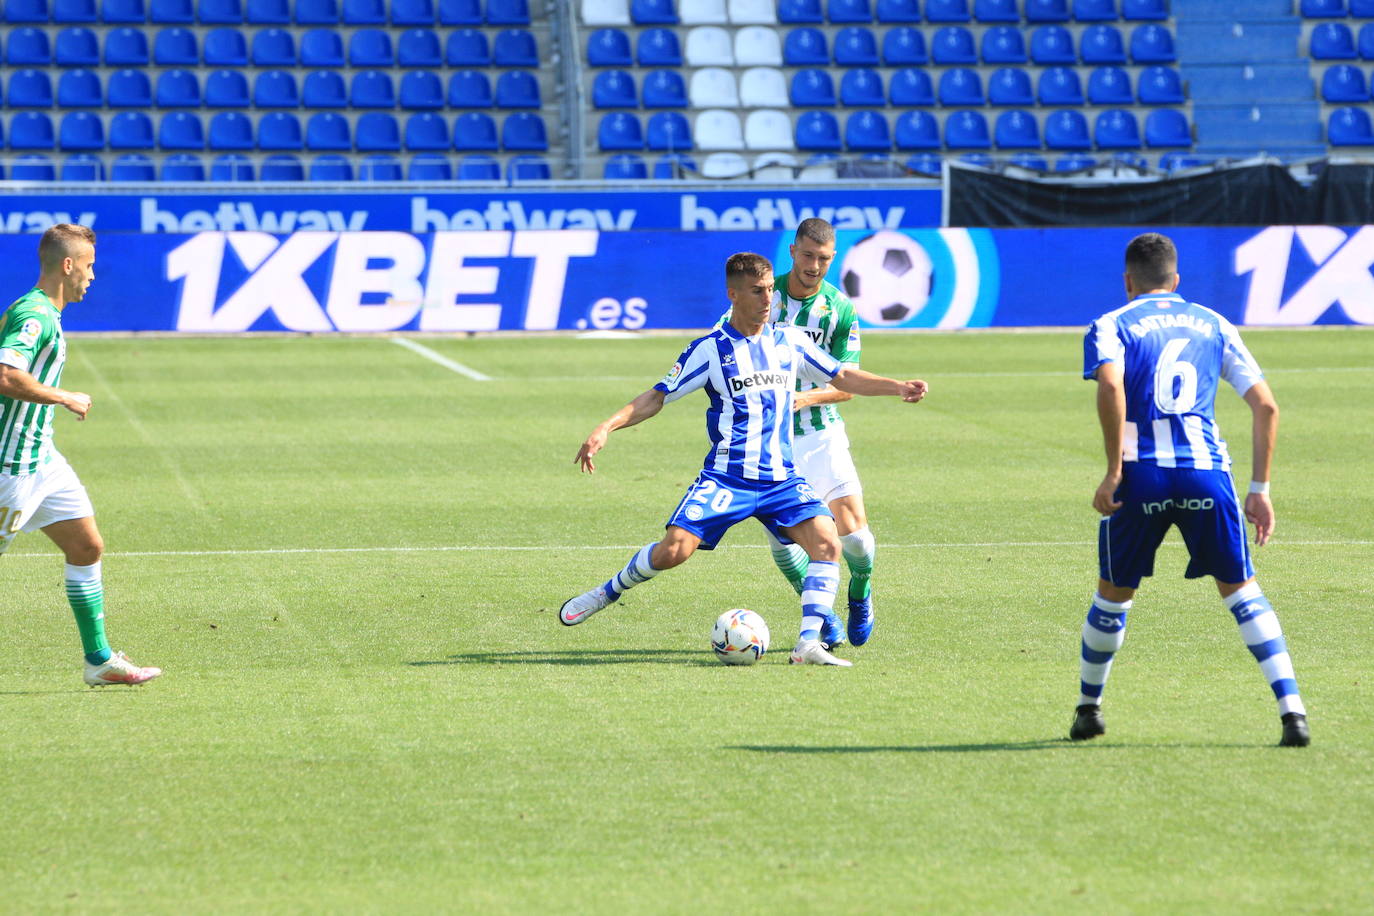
left=39, top=223, right=96, bottom=271
left=1124, top=232, right=1177, bottom=291
left=725, top=252, right=773, bottom=283
left=795, top=218, right=834, bottom=247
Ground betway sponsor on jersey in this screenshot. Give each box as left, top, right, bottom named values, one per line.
left=728, top=371, right=790, bottom=394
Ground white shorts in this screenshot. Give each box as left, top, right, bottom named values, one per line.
left=792, top=424, right=862, bottom=505
left=0, top=456, right=94, bottom=555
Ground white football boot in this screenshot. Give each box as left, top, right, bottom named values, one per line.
left=788, top=638, right=853, bottom=667
left=84, top=650, right=162, bottom=687
left=558, top=586, right=612, bottom=626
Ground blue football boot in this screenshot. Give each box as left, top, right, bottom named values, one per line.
left=847, top=595, right=874, bottom=646
left=819, top=612, right=847, bottom=650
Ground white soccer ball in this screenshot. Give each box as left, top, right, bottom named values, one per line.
left=839, top=230, right=935, bottom=326
left=711, top=609, right=770, bottom=666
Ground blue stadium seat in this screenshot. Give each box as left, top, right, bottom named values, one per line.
left=502, top=112, right=547, bottom=150
left=1025, top=0, right=1069, bottom=22
left=845, top=111, right=891, bottom=151
left=210, top=152, right=254, bottom=180
left=889, top=67, right=934, bottom=105
left=488, top=0, right=530, bottom=24
left=439, top=0, right=480, bottom=25
left=925, top=0, right=969, bottom=21
left=777, top=0, right=822, bottom=21
left=1354, top=0, right=1374, bottom=14
left=392, top=0, right=434, bottom=24
left=1159, top=152, right=1207, bottom=171
left=790, top=68, right=836, bottom=105
left=604, top=153, right=648, bottom=180
left=994, top=110, right=1040, bottom=148
left=882, top=25, right=926, bottom=64
left=895, top=110, right=941, bottom=149
left=932, top=26, right=976, bottom=64
left=795, top=110, right=841, bottom=151
left=1130, top=24, right=1175, bottom=63
left=1327, top=106, right=1374, bottom=144
left=359, top=155, right=401, bottom=181
left=1081, top=24, right=1126, bottom=63
left=957, top=151, right=994, bottom=167
left=1009, top=152, right=1049, bottom=170
left=205, top=69, right=249, bottom=106
left=62, top=153, right=106, bottom=180
left=300, top=29, right=344, bottom=66
left=653, top=152, right=696, bottom=177
left=246, top=0, right=288, bottom=21
left=204, top=27, right=248, bottom=64
left=408, top=153, right=452, bottom=180
left=1053, top=153, right=1096, bottom=172
left=111, top=154, right=155, bottom=181
left=302, top=70, right=347, bottom=107
left=295, top=0, right=338, bottom=22
left=988, top=67, right=1033, bottom=105
left=356, top=112, right=401, bottom=151
left=508, top=154, right=550, bottom=181
left=938, top=68, right=984, bottom=105
left=588, top=28, right=633, bottom=66
left=6, top=70, right=53, bottom=107
left=110, top=111, right=154, bottom=148
left=1144, top=108, right=1191, bottom=147
left=449, top=70, right=494, bottom=107
left=945, top=110, right=991, bottom=148
left=1137, top=66, right=1183, bottom=104
left=1038, top=66, right=1084, bottom=104
left=496, top=71, right=540, bottom=108
left=784, top=28, right=828, bottom=65
left=493, top=29, right=538, bottom=66
left=1074, top=0, right=1117, bottom=20
left=1031, top=26, right=1075, bottom=64
left=834, top=27, right=879, bottom=65
left=646, top=110, right=692, bottom=149
left=252, top=28, right=295, bottom=65
left=161, top=152, right=205, bottom=181
left=1121, top=0, right=1165, bottom=19
left=643, top=69, right=688, bottom=107
left=903, top=152, right=941, bottom=175
left=308, top=154, right=352, bottom=181
left=398, top=28, right=442, bottom=66
left=350, top=29, right=393, bottom=65
left=208, top=110, right=253, bottom=148
left=101, top=0, right=145, bottom=21
left=350, top=71, right=395, bottom=107
left=305, top=111, right=350, bottom=149
left=638, top=27, right=682, bottom=64
left=255, top=70, right=299, bottom=107
left=1045, top=108, right=1091, bottom=149
left=829, top=0, right=872, bottom=22
left=593, top=69, right=638, bottom=107
left=399, top=70, right=444, bottom=108
left=1093, top=108, right=1140, bottom=148
left=156, top=69, right=201, bottom=107
left=981, top=26, right=1026, bottom=63
left=7, top=28, right=51, bottom=66
left=158, top=111, right=205, bottom=149
left=55, top=0, right=98, bottom=21
left=59, top=111, right=103, bottom=150
left=199, top=0, right=242, bottom=21
left=1312, top=23, right=1357, bottom=60
left=876, top=0, right=919, bottom=20
left=104, top=27, right=149, bottom=65
left=840, top=68, right=884, bottom=106
left=1087, top=66, right=1132, bottom=104
left=153, top=27, right=197, bottom=65
left=343, top=0, right=386, bottom=23
left=150, top=0, right=193, bottom=22
left=1321, top=64, right=1368, bottom=103
left=453, top=111, right=499, bottom=149
left=973, top=0, right=1017, bottom=21
left=56, top=27, right=101, bottom=66
left=457, top=154, right=501, bottom=180
left=1357, top=23, right=1374, bottom=59
left=260, top=154, right=304, bottom=181
left=57, top=69, right=101, bottom=107
left=404, top=111, right=449, bottom=149
left=5, top=0, right=48, bottom=17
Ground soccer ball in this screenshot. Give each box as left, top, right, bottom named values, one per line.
left=710, top=609, right=770, bottom=666
left=839, top=230, right=935, bottom=327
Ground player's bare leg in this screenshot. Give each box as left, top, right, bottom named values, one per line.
left=830, top=494, right=877, bottom=646
left=781, top=517, right=851, bottom=667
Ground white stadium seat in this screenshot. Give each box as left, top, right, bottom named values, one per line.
left=679, top=0, right=728, bottom=24
left=684, top=26, right=735, bottom=66
left=580, top=0, right=630, bottom=26
left=733, top=25, right=783, bottom=65
left=729, top=0, right=777, bottom=24
left=744, top=109, right=794, bottom=150
left=693, top=108, right=744, bottom=150
left=689, top=67, right=740, bottom=108
left=738, top=67, right=788, bottom=107
left=798, top=157, right=838, bottom=182
left=752, top=152, right=798, bottom=180
left=701, top=151, right=750, bottom=178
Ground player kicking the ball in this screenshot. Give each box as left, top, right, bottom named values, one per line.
left=0, top=224, right=161, bottom=687
left=558, top=252, right=928, bottom=666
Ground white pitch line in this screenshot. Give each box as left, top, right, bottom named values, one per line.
left=390, top=337, right=492, bottom=381
left=518, top=366, right=1373, bottom=383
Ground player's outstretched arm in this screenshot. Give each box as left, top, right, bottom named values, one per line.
left=793, top=383, right=854, bottom=412
left=1092, top=362, right=1126, bottom=516
left=0, top=364, right=91, bottom=420
left=1242, top=380, right=1279, bottom=546
left=574, top=388, right=667, bottom=474
left=831, top=368, right=928, bottom=402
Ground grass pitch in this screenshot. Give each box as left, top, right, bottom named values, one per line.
left=1, top=328, right=1371, bottom=914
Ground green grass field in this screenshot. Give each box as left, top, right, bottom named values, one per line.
left=1, top=328, right=1371, bottom=914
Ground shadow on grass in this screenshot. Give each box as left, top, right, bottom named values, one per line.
left=409, top=649, right=717, bottom=667
left=730, top=739, right=1267, bottom=753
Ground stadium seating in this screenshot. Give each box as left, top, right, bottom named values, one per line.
left=260, top=154, right=304, bottom=181
left=1045, top=109, right=1092, bottom=149
left=496, top=71, right=541, bottom=108
left=205, top=28, right=249, bottom=65
left=1038, top=66, right=1085, bottom=105
left=646, top=111, right=692, bottom=149
left=777, top=0, right=821, bottom=22
left=403, top=112, right=448, bottom=149
left=588, top=28, right=633, bottom=66
left=604, top=153, right=648, bottom=179
left=358, top=155, right=402, bottom=181
left=306, top=111, right=351, bottom=150
left=845, top=110, right=891, bottom=151
left=7, top=70, right=54, bottom=108
left=110, top=111, right=155, bottom=148
left=784, top=28, right=828, bottom=65
left=1030, top=26, right=1076, bottom=65
left=1321, top=65, right=1369, bottom=103
left=492, top=29, right=538, bottom=66
left=744, top=109, right=792, bottom=149
left=455, top=111, right=499, bottom=150
left=200, top=0, right=242, bottom=20
left=932, top=26, right=977, bottom=65
left=1008, top=152, right=1048, bottom=170
left=795, top=110, right=841, bottom=151
left=441, top=0, right=483, bottom=23
left=890, top=68, right=935, bottom=105
left=57, top=27, right=101, bottom=66
left=356, top=112, right=401, bottom=151
left=926, top=0, right=970, bottom=22
left=309, top=154, right=353, bottom=181
left=458, top=153, right=501, bottom=179
left=102, top=0, right=147, bottom=22
left=738, top=68, right=787, bottom=107
left=1143, top=109, right=1191, bottom=147
left=834, top=27, right=879, bottom=66
left=111, top=154, right=156, bottom=181
left=446, top=29, right=489, bottom=65
left=840, top=69, right=884, bottom=107
left=1094, top=109, right=1142, bottom=149
left=1137, top=66, right=1184, bottom=105
left=974, top=0, right=1017, bottom=22
left=55, top=0, right=99, bottom=21
left=1073, top=0, right=1117, bottom=22
left=1130, top=24, right=1175, bottom=63
left=734, top=26, right=781, bottom=65
left=1088, top=66, right=1133, bottom=105
left=989, top=68, right=1034, bottom=106
left=450, top=71, right=494, bottom=107
left=994, top=110, right=1040, bottom=149
left=159, top=110, right=205, bottom=148
left=895, top=110, right=940, bottom=149
left=1026, top=0, right=1069, bottom=22
left=982, top=26, right=1027, bottom=64
left=938, top=68, right=985, bottom=106
left=302, top=71, right=347, bottom=107
left=1082, top=25, right=1127, bottom=64
left=349, top=28, right=394, bottom=66
left=882, top=26, right=927, bottom=64
left=400, top=71, right=444, bottom=109
left=1328, top=106, right=1374, bottom=145
left=642, top=69, right=688, bottom=107
left=208, top=110, right=253, bottom=148
left=693, top=109, right=744, bottom=149
left=8, top=28, right=53, bottom=66
left=654, top=152, right=696, bottom=177
left=153, top=27, right=198, bottom=65
left=210, top=153, right=254, bottom=180
left=10, top=112, right=56, bottom=149
left=63, top=153, right=106, bottom=181
left=791, top=68, right=837, bottom=106
left=945, top=110, right=991, bottom=149
left=104, top=28, right=150, bottom=65
left=685, top=26, right=733, bottom=65
left=58, top=70, right=102, bottom=107
left=508, top=154, right=550, bottom=180
left=638, top=28, right=683, bottom=64
left=156, top=68, right=201, bottom=107
left=59, top=111, right=104, bottom=150
left=408, top=153, right=453, bottom=180
left=350, top=71, right=395, bottom=108
left=302, top=29, right=346, bottom=65
left=161, top=153, right=205, bottom=181
left=1121, top=0, right=1166, bottom=18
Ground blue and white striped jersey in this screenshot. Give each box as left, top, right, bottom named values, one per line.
left=654, top=321, right=841, bottom=481
left=1083, top=293, right=1264, bottom=472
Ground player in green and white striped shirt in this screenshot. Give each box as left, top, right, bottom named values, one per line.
left=0, top=224, right=161, bottom=687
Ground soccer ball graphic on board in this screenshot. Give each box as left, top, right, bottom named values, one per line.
left=710, top=609, right=771, bottom=666
left=839, top=230, right=935, bottom=326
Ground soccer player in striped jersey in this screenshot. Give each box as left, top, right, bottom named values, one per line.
left=1072, top=232, right=1307, bottom=747
left=559, top=252, right=928, bottom=666
left=0, top=224, right=161, bottom=687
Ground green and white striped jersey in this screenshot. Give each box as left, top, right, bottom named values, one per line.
left=773, top=272, right=862, bottom=437
left=0, top=288, right=67, bottom=475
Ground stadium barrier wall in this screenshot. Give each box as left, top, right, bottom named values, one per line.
left=2, top=226, right=1369, bottom=333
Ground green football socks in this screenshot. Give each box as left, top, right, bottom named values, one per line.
left=66, top=562, right=111, bottom=666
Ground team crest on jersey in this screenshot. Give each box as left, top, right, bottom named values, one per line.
left=661, top=362, right=682, bottom=385
left=16, top=319, right=41, bottom=347
left=812, top=300, right=832, bottom=318
left=684, top=504, right=704, bottom=521
left=795, top=481, right=818, bottom=502
left=721, top=353, right=736, bottom=367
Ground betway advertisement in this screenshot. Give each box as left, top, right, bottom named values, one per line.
left=0, top=225, right=1368, bottom=332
